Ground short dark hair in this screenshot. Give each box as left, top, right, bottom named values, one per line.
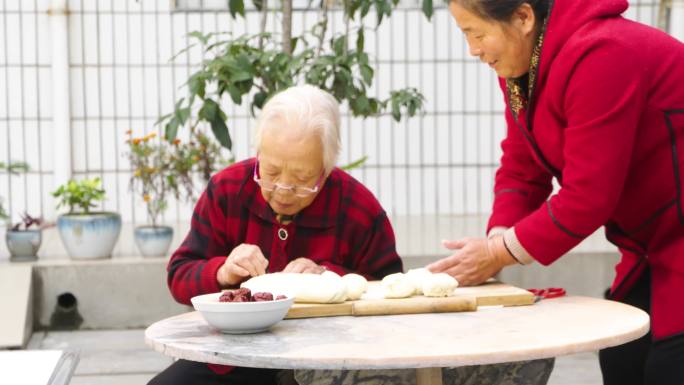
left=453, top=0, right=550, bottom=25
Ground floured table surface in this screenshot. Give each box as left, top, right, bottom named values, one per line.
left=146, top=296, right=649, bottom=370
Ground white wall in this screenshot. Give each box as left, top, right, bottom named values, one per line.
left=0, top=0, right=668, bottom=226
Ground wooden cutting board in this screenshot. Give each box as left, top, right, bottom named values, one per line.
left=456, top=280, right=536, bottom=307
left=285, top=280, right=533, bottom=319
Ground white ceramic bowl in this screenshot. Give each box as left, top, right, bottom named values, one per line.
left=191, top=292, right=295, bottom=334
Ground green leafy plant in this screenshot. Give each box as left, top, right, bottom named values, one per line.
left=339, top=155, right=368, bottom=171
left=52, top=177, right=106, bottom=215
left=0, top=161, right=29, bottom=173
left=0, top=199, right=7, bottom=222
left=125, top=130, right=229, bottom=227
left=158, top=0, right=432, bottom=177
left=171, top=131, right=231, bottom=184
left=0, top=161, right=30, bottom=222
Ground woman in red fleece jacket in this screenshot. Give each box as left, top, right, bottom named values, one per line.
left=427, top=0, right=684, bottom=384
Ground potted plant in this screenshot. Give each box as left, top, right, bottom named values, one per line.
left=52, top=177, right=122, bottom=259
left=1, top=161, right=31, bottom=260
left=126, top=131, right=175, bottom=257
left=5, top=212, right=44, bottom=262
left=125, top=131, right=218, bottom=256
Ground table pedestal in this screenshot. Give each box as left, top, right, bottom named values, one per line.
left=416, top=367, right=442, bottom=385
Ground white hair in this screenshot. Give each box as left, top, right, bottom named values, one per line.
left=254, top=85, right=341, bottom=175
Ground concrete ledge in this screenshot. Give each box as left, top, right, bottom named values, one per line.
left=32, top=258, right=189, bottom=330
left=0, top=265, right=33, bottom=348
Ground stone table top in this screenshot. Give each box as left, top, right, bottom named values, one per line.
left=144, top=296, right=649, bottom=370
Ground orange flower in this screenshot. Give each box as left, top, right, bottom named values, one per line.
left=173, top=139, right=181, bottom=145
left=125, top=129, right=132, bottom=135
left=132, top=138, right=142, bottom=145
left=143, top=194, right=151, bottom=202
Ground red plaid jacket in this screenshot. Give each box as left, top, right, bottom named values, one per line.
left=167, top=157, right=403, bottom=305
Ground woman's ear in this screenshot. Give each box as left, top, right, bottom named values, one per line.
left=513, top=3, right=537, bottom=36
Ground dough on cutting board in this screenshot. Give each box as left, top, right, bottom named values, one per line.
left=422, top=273, right=459, bottom=297
left=322, top=270, right=341, bottom=279
left=381, top=273, right=415, bottom=299
left=342, top=273, right=368, bottom=300
left=241, top=272, right=348, bottom=303
left=405, top=268, right=432, bottom=295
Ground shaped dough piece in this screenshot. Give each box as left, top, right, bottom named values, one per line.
left=342, top=273, right=368, bottom=300
left=381, top=273, right=415, bottom=299
left=242, top=272, right=348, bottom=303
left=405, top=268, right=433, bottom=295
left=322, top=270, right=341, bottom=279
left=422, top=273, right=459, bottom=297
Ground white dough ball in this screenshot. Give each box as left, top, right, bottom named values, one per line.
left=381, top=273, right=415, bottom=299
left=422, top=273, right=459, bottom=297
left=342, top=273, right=368, bottom=300
left=405, top=268, right=433, bottom=295
left=322, top=270, right=341, bottom=279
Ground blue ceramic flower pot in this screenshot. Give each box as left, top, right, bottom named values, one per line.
left=134, top=225, right=173, bottom=257
left=6, top=229, right=41, bottom=262
left=57, top=212, right=122, bottom=259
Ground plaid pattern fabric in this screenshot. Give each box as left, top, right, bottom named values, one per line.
left=167, top=157, right=403, bottom=305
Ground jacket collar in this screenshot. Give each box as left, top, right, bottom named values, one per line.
left=506, top=12, right=549, bottom=119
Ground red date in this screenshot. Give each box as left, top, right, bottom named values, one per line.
left=252, top=292, right=274, bottom=301
left=219, top=288, right=286, bottom=303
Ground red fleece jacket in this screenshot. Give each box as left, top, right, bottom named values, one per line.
left=488, top=0, right=684, bottom=340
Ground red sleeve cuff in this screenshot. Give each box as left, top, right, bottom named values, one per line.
left=203, top=256, right=228, bottom=292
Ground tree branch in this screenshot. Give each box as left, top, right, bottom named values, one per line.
left=259, top=0, right=268, bottom=49
left=282, top=0, right=293, bottom=54
left=315, top=0, right=329, bottom=59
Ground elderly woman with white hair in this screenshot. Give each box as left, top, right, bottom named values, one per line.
left=149, top=85, right=403, bottom=385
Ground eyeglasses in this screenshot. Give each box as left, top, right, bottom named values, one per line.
left=253, top=159, right=324, bottom=197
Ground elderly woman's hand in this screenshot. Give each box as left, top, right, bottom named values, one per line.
left=283, top=257, right=326, bottom=274
left=426, top=236, right=517, bottom=286
left=216, top=244, right=269, bottom=287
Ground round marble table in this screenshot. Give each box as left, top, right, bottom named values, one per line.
left=145, top=296, right=649, bottom=385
